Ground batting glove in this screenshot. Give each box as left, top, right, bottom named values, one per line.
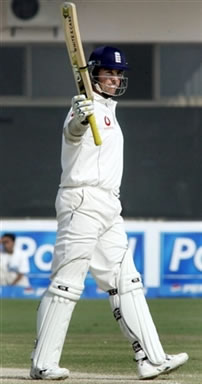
left=72, top=94, right=94, bottom=124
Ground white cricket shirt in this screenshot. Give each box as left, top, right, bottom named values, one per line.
left=0, top=249, right=30, bottom=286
left=60, top=93, right=124, bottom=194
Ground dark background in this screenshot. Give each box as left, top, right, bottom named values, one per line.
left=1, top=106, right=201, bottom=219
left=0, top=43, right=202, bottom=219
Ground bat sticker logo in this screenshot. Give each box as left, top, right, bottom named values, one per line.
left=73, top=65, right=81, bottom=82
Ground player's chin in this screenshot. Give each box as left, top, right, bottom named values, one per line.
left=105, top=87, right=117, bottom=96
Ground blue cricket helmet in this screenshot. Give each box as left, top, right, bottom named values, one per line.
left=88, top=46, right=129, bottom=71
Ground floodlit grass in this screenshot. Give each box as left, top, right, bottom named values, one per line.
left=1, top=298, right=202, bottom=383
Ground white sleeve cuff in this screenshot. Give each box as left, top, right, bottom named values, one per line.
left=64, top=116, right=89, bottom=143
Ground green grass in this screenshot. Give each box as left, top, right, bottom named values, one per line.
left=1, top=298, right=202, bottom=381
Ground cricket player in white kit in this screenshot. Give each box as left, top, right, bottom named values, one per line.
left=30, top=46, right=188, bottom=380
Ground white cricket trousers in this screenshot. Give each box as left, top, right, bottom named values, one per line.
left=51, top=186, right=129, bottom=292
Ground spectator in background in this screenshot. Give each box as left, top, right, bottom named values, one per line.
left=0, top=233, right=30, bottom=287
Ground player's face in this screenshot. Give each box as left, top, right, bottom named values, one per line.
left=1, top=236, right=14, bottom=254
left=98, top=68, right=123, bottom=95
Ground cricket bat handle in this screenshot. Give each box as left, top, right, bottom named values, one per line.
left=88, top=114, right=102, bottom=146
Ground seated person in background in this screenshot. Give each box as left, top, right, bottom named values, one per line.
left=0, top=233, right=30, bottom=287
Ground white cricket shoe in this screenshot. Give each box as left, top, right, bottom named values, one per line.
left=137, top=358, right=163, bottom=379
left=137, top=352, right=188, bottom=380
left=30, top=365, right=69, bottom=380
left=161, top=353, right=189, bottom=374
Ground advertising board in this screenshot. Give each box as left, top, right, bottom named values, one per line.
left=1, top=220, right=201, bottom=298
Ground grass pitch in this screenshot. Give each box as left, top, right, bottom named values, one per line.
left=1, top=298, right=202, bottom=383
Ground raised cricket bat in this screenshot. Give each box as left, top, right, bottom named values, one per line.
left=61, top=2, right=102, bottom=146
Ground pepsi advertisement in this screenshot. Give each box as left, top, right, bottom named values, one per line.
left=1, top=220, right=201, bottom=298
left=160, top=231, right=202, bottom=297
left=0, top=220, right=144, bottom=299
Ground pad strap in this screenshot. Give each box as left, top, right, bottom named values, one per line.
left=48, top=277, right=83, bottom=301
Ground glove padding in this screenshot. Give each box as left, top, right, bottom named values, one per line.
left=72, top=94, right=94, bottom=124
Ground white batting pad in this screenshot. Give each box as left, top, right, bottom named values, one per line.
left=32, top=278, right=82, bottom=370
left=118, top=250, right=165, bottom=364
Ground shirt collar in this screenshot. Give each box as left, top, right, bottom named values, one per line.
left=93, top=91, right=117, bottom=108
